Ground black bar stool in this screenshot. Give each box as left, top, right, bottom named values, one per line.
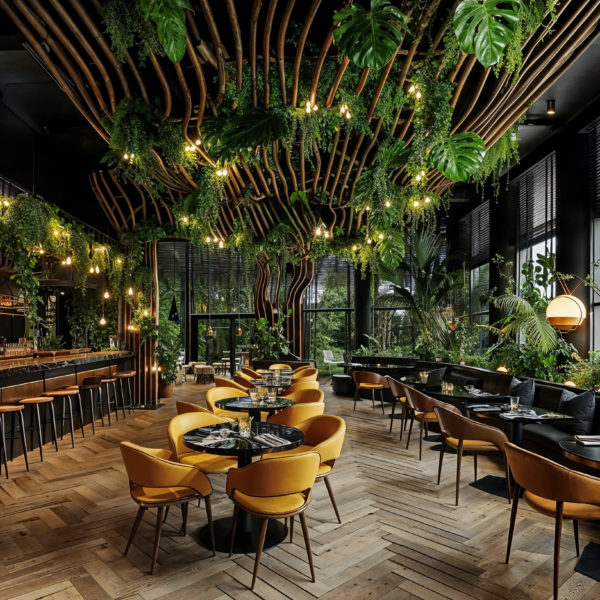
left=0, top=405, right=28, bottom=478
left=18, top=397, right=59, bottom=461
left=100, top=374, right=120, bottom=425
left=114, top=370, right=136, bottom=414
left=40, top=388, right=85, bottom=448
left=64, top=376, right=104, bottom=434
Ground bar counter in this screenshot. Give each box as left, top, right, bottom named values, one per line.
left=0, top=350, right=136, bottom=405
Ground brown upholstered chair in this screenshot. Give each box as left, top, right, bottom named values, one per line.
left=434, top=405, right=511, bottom=505
left=352, top=371, right=387, bottom=414
left=387, top=377, right=409, bottom=437
left=241, top=367, right=261, bottom=378
left=505, top=443, right=600, bottom=600
left=405, top=386, right=457, bottom=460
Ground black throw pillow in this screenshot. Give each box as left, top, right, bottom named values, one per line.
left=509, top=377, right=535, bottom=407
left=553, top=389, right=596, bottom=436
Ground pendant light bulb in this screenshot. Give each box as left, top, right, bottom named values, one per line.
left=385, top=201, right=391, bottom=207
left=144, top=310, right=148, bottom=316
left=416, top=174, right=422, bottom=182
left=378, top=234, right=384, bottom=240
left=123, top=153, right=128, bottom=160
left=219, top=241, right=223, bottom=248
left=206, top=325, right=214, bottom=337
left=206, top=237, right=211, bottom=243
left=316, top=227, right=321, bottom=236
left=66, top=256, right=71, bottom=265
left=352, top=245, right=357, bottom=251
left=100, top=316, right=106, bottom=325
left=128, top=287, right=133, bottom=296
left=213, top=237, right=218, bottom=243
left=237, top=326, right=243, bottom=336
left=425, top=196, right=431, bottom=203
left=104, top=291, right=109, bottom=299
left=95, top=266, right=99, bottom=273
left=90, top=267, right=94, bottom=274
left=547, top=99, right=556, bottom=114
left=413, top=200, right=419, bottom=207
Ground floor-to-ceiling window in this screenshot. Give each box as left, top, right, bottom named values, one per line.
left=590, top=120, right=600, bottom=350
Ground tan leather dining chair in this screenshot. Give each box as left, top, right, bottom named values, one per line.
left=267, top=402, right=325, bottom=426
left=282, top=381, right=320, bottom=396
left=226, top=453, right=321, bottom=589
left=387, top=377, right=409, bottom=437
left=205, top=387, right=249, bottom=421
left=285, top=389, right=324, bottom=404
left=352, top=371, right=387, bottom=414
left=270, top=363, right=292, bottom=370
left=434, top=405, right=511, bottom=505
left=120, top=442, right=215, bottom=574
left=405, top=386, right=457, bottom=460
left=505, top=443, right=600, bottom=600
left=293, top=365, right=311, bottom=374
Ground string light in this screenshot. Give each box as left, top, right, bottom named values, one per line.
left=158, top=366, right=162, bottom=372
left=316, top=227, right=322, bottom=236
left=39, top=248, right=44, bottom=254
left=324, top=231, right=330, bottom=239
left=352, top=245, right=357, bottom=251
left=90, top=267, right=94, bottom=274
left=100, top=316, right=106, bottom=325
left=409, top=85, right=416, bottom=93
left=413, top=200, right=419, bottom=207
left=305, top=100, right=312, bottom=114
left=2, top=200, right=8, bottom=207
left=66, top=256, right=72, bottom=265
left=420, top=170, right=425, bottom=177
left=425, top=196, right=431, bottom=203
left=365, top=206, right=370, bottom=211
left=104, top=291, right=109, bottom=299
left=144, top=310, right=148, bottom=316
left=95, top=266, right=99, bottom=274
left=416, top=91, right=422, bottom=99
left=206, top=236, right=211, bottom=243
left=367, top=238, right=372, bottom=244
left=196, top=139, right=201, bottom=145
left=128, top=287, right=133, bottom=296
left=130, top=153, right=135, bottom=158
left=213, top=237, right=218, bottom=242
left=416, top=174, right=422, bottom=182
left=385, top=201, right=391, bottom=207
left=123, top=153, right=128, bottom=160
left=219, top=240, right=224, bottom=248
left=183, top=216, right=188, bottom=223
left=117, top=258, right=122, bottom=263
left=54, top=230, right=58, bottom=236
left=378, top=234, right=384, bottom=240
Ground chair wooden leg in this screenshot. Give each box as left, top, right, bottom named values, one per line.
left=77, top=394, right=86, bottom=437
left=300, top=511, right=316, bottom=582
left=229, top=504, right=239, bottom=557
left=504, top=453, right=512, bottom=504
left=399, top=403, right=407, bottom=441
left=289, top=515, right=294, bottom=543
left=419, top=420, right=424, bottom=460
left=251, top=518, right=269, bottom=590
left=437, top=438, right=446, bottom=485
left=67, top=398, right=75, bottom=448
left=455, top=440, right=463, bottom=505
left=35, top=405, right=44, bottom=462
left=0, top=415, right=8, bottom=478
left=379, top=389, right=385, bottom=415
left=204, top=495, right=215, bottom=556
left=573, top=519, right=580, bottom=557
left=125, top=506, right=146, bottom=556
left=406, top=414, right=414, bottom=450
left=389, top=399, right=396, bottom=433
left=163, top=507, right=169, bottom=523
left=353, top=386, right=359, bottom=411
left=554, top=501, right=564, bottom=600
left=371, top=389, right=375, bottom=411
left=506, top=483, right=521, bottom=563
left=473, top=453, right=478, bottom=481
left=151, top=506, right=164, bottom=575
left=324, top=476, right=342, bottom=524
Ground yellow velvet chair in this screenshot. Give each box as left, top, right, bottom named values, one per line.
left=292, top=368, right=319, bottom=381
left=285, top=389, right=324, bottom=404
left=226, top=453, right=321, bottom=589
left=269, top=363, right=292, bottom=370
left=282, top=381, right=320, bottom=396
left=241, top=367, right=261, bottom=378
left=267, top=402, right=325, bottom=426
left=120, top=442, right=215, bottom=574
left=168, top=412, right=238, bottom=474
left=293, top=365, right=311, bottom=374
left=176, top=400, right=236, bottom=422
left=214, top=376, right=248, bottom=393
left=264, top=415, right=346, bottom=523
left=206, top=386, right=250, bottom=420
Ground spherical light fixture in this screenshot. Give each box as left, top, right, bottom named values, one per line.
left=564, top=380, right=577, bottom=387
left=237, top=326, right=243, bottom=337
left=546, top=294, right=586, bottom=332
left=100, top=316, right=106, bottom=325
left=385, top=201, right=391, bottom=207
left=104, top=291, right=109, bottom=299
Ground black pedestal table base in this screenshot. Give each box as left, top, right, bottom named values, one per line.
left=197, top=516, right=288, bottom=554
left=575, top=543, right=600, bottom=581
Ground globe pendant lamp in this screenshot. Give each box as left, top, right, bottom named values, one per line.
left=546, top=294, right=586, bottom=332
left=168, top=297, right=179, bottom=322
left=206, top=325, right=214, bottom=337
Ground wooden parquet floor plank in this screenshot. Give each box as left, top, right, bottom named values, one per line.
left=0, top=382, right=598, bottom=599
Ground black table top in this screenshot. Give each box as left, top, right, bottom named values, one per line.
left=560, top=440, right=600, bottom=468
left=215, top=396, right=294, bottom=413
left=183, top=421, right=304, bottom=457
left=467, top=403, right=573, bottom=423
left=401, top=374, right=428, bottom=385
left=432, top=386, right=508, bottom=400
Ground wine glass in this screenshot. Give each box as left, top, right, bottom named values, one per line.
left=268, top=388, right=277, bottom=403
left=51, top=350, right=57, bottom=362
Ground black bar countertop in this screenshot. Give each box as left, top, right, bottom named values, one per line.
left=0, top=351, right=135, bottom=379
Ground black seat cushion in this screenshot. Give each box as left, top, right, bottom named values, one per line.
left=522, top=423, right=574, bottom=452
left=509, top=378, right=535, bottom=406
left=448, top=373, right=483, bottom=389
left=533, top=383, right=563, bottom=412
left=553, top=389, right=596, bottom=435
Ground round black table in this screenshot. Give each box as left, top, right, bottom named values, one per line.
left=215, top=396, right=294, bottom=422
left=183, top=421, right=304, bottom=553
left=336, top=362, right=362, bottom=374
left=560, top=440, right=600, bottom=470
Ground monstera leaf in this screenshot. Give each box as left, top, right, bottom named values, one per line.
left=432, top=132, right=485, bottom=181
left=454, top=0, right=520, bottom=68
left=221, top=108, right=289, bottom=154
left=376, top=140, right=411, bottom=169
left=333, top=0, right=409, bottom=70
left=199, top=117, right=237, bottom=163
left=141, top=0, right=192, bottom=64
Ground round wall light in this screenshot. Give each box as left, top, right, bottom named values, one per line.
left=546, top=294, right=586, bottom=332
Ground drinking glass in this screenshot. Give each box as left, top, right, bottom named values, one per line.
left=258, top=386, right=267, bottom=401
left=249, top=389, right=258, bottom=405
left=510, top=396, right=520, bottom=412
left=219, top=428, right=231, bottom=439
left=51, top=350, right=57, bottom=362
left=268, top=388, right=277, bottom=403
left=238, top=416, right=253, bottom=438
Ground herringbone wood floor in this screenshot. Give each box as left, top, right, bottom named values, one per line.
left=0, top=382, right=599, bottom=600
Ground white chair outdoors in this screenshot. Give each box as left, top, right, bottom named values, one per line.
left=323, top=350, right=341, bottom=375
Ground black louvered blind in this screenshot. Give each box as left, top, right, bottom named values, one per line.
left=591, top=121, right=600, bottom=217
left=458, top=201, right=490, bottom=266
left=508, top=153, right=556, bottom=249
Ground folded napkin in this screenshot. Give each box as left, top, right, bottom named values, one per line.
left=469, top=389, right=499, bottom=397
left=575, top=435, right=600, bottom=441
left=501, top=410, right=538, bottom=419
left=254, top=434, right=287, bottom=447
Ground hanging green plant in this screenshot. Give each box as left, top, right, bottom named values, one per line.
left=332, top=0, right=409, bottom=70
left=140, top=0, right=192, bottom=64
left=454, top=0, right=520, bottom=69
left=432, top=132, right=486, bottom=181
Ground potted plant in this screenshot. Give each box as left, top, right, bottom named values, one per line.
left=154, top=320, right=183, bottom=398
left=251, top=310, right=291, bottom=360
